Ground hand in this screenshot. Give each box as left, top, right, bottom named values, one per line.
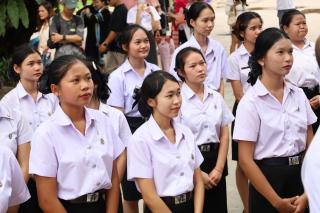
left=208, top=168, right=222, bottom=186
left=99, top=43, right=107, bottom=53
left=51, top=33, right=63, bottom=43
left=309, top=95, right=320, bottom=109
left=137, top=3, right=145, bottom=12
left=201, top=171, right=214, bottom=190
left=293, top=195, right=308, bottom=213
left=274, top=197, right=298, bottom=213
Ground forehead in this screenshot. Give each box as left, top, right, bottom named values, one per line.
left=247, top=18, right=262, bottom=27
left=63, top=62, right=90, bottom=77
left=269, top=38, right=292, bottom=50
left=131, top=29, right=148, bottom=40
left=159, top=80, right=180, bottom=93
left=185, top=52, right=204, bottom=63
left=197, top=8, right=215, bottom=19
left=23, top=53, right=41, bottom=62
left=290, top=14, right=305, bottom=22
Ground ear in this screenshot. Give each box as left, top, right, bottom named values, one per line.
left=147, top=98, right=156, bottom=108
left=190, top=19, right=196, bottom=28
left=50, top=84, right=60, bottom=97
left=239, top=31, right=244, bottom=40
left=257, top=58, right=264, bottom=67
left=283, top=25, right=289, bottom=34
left=13, top=64, right=21, bottom=75
left=121, top=44, right=128, bottom=53
left=177, top=68, right=185, bottom=79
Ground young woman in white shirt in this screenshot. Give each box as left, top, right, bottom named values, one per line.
left=174, top=47, right=234, bottom=212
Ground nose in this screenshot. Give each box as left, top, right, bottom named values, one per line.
left=80, top=79, right=91, bottom=91
left=208, top=20, right=214, bottom=28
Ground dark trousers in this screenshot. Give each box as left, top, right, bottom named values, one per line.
left=18, top=179, right=42, bottom=213
left=60, top=198, right=106, bottom=213
left=249, top=162, right=304, bottom=213
left=144, top=197, right=194, bottom=213
left=302, top=86, right=320, bottom=133
left=199, top=143, right=228, bottom=213
left=146, top=31, right=158, bottom=65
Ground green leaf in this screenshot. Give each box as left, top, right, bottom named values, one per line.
left=17, top=0, right=29, bottom=28
left=6, top=0, right=19, bottom=29
left=0, top=3, right=6, bottom=36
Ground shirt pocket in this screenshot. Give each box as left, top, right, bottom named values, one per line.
left=288, top=104, right=308, bottom=133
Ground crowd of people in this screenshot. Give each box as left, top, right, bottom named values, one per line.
left=1, top=0, right=320, bottom=212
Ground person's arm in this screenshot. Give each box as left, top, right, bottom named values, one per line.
left=7, top=205, right=19, bottom=213
left=116, top=149, right=126, bottom=182
left=99, top=31, right=117, bottom=53
left=208, top=126, right=229, bottom=185
left=35, top=176, right=67, bottom=213
left=136, top=178, right=171, bottom=213
left=136, top=4, right=144, bottom=25
left=230, top=80, right=244, bottom=102
left=218, top=80, right=224, bottom=96
left=16, top=143, right=30, bottom=183
left=306, top=125, right=314, bottom=148
left=193, top=168, right=204, bottom=213
left=106, top=161, right=120, bottom=213
left=238, top=141, right=298, bottom=212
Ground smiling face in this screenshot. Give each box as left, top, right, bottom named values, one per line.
left=14, top=52, right=43, bottom=82
left=148, top=80, right=182, bottom=119
left=124, top=29, right=150, bottom=60
left=283, top=14, right=308, bottom=44
left=51, top=61, right=94, bottom=110
left=190, top=7, right=215, bottom=37
left=260, top=38, right=293, bottom=78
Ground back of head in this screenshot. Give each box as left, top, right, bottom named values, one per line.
left=247, top=27, right=289, bottom=86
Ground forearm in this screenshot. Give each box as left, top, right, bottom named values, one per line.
left=136, top=11, right=142, bottom=25
left=7, top=205, right=19, bottom=213
left=39, top=198, right=67, bottom=213
left=102, top=31, right=117, bottom=46
left=106, top=164, right=120, bottom=213
left=116, top=150, right=126, bottom=182
left=64, top=34, right=82, bottom=45
left=193, top=169, right=204, bottom=213
left=218, top=80, right=224, bottom=97
left=215, top=129, right=229, bottom=172
left=143, top=194, right=171, bottom=213
left=230, top=80, right=244, bottom=102
left=21, top=166, right=30, bottom=183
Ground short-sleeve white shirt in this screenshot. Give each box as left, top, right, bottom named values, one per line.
left=99, top=102, right=132, bottom=147
left=226, top=44, right=251, bottom=93
left=107, top=59, right=160, bottom=117
left=178, top=84, right=234, bottom=145
left=0, top=103, right=32, bottom=155
left=277, top=0, right=294, bottom=10
left=127, top=115, right=203, bottom=197
left=29, top=105, right=125, bottom=200
left=127, top=5, right=161, bottom=31
left=1, top=82, right=58, bottom=130
left=169, top=35, right=230, bottom=90
left=233, top=79, right=317, bottom=160
left=0, top=147, right=30, bottom=212
left=302, top=129, right=320, bottom=212
left=285, top=41, right=320, bottom=88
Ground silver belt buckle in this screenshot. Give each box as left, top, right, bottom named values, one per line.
left=174, top=193, right=187, bottom=205
left=288, top=156, right=300, bottom=166
left=200, top=144, right=210, bottom=152
left=86, top=192, right=99, bottom=203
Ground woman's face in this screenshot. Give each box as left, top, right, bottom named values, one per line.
left=242, top=18, right=263, bottom=45
left=14, top=53, right=43, bottom=82
left=93, top=0, right=105, bottom=9
left=260, top=38, right=293, bottom=78
left=190, top=8, right=215, bottom=37
left=179, top=52, right=206, bottom=86
left=126, top=29, right=150, bottom=59
left=52, top=62, right=94, bottom=109
left=283, top=14, right=308, bottom=43
left=38, top=5, right=49, bottom=20
left=149, top=80, right=182, bottom=119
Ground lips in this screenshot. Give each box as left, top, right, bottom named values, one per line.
left=79, top=93, right=92, bottom=99
left=283, top=65, right=292, bottom=70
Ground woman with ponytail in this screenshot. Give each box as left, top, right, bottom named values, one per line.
left=127, top=71, right=204, bottom=213
left=233, top=27, right=316, bottom=212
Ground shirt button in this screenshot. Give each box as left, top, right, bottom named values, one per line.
left=180, top=172, right=184, bottom=176
left=100, top=138, right=105, bottom=144
left=87, top=146, right=92, bottom=150
left=204, top=125, right=208, bottom=128
left=176, top=156, right=180, bottom=159
left=96, top=182, right=100, bottom=186
left=92, top=164, right=96, bottom=168
left=0, top=181, right=2, bottom=187
left=29, top=122, right=32, bottom=126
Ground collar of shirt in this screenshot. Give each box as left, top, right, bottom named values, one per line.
left=122, top=59, right=155, bottom=76
left=16, top=81, right=47, bottom=101
left=189, top=35, right=215, bottom=56
left=238, top=43, right=250, bottom=56
left=98, top=102, right=110, bottom=116
left=292, top=39, right=312, bottom=51
left=181, top=83, right=214, bottom=101
left=253, top=79, right=295, bottom=101
left=147, top=115, right=185, bottom=143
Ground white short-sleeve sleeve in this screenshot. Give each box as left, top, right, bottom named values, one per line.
left=126, top=7, right=135, bottom=24
left=302, top=91, right=317, bottom=125
left=16, top=114, right=32, bottom=145
left=150, top=6, right=161, bottom=21
left=226, top=54, right=241, bottom=81
left=107, top=72, right=125, bottom=108
left=233, top=96, right=260, bottom=142
left=29, top=125, right=58, bottom=177
left=194, top=145, right=204, bottom=169
left=111, top=129, right=125, bottom=160
left=118, top=113, right=132, bottom=147
left=127, top=137, right=153, bottom=180
left=220, top=49, right=230, bottom=79
left=219, top=94, right=234, bottom=127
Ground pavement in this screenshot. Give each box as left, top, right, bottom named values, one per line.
left=212, top=0, right=320, bottom=212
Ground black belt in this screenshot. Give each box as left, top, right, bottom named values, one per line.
left=198, top=143, right=219, bottom=152
left=161, top=191, right=193, bottom=205
left=63, top=189, right=106, bottom=204
left=255, top=152, right=304, bottom=166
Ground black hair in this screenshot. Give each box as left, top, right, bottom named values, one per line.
left=86, top=61, right=110, bottom=103
left=8, top=44, right=41, bottom=82
left=38, top=55, right=89, bottom=94
left=174, top=47, right=205, bottom=82
left=232, top=11, right=263, bottom=41
left=37, top=1, right=55, bottom=31
left=280, top=9, right=305, bottom=30
left=247, top=27, right=289, bottom=86
left=316, top=36, right=320, bottom=67
left=118, top=24, right=151, bottom=54
left=133, top=71, right=179, bottom=117
left=186, top=2, right=215, bottom=29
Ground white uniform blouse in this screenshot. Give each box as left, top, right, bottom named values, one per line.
left=1, top=82, right=58, bottom=130
left=169, top=35, right=230, bottom=91
left=29, top=105, right=125, bottom=200
left=0, top=147, right=30, bottom=212
left=226, top=43, right=251, bottom=93
left=233, top=79, right=317, bottom=160
left=285, top=41, right=320, bottom=88
left=177, top=83, right=234, bottom=145
left=0, top=102, right=32, bottom=155
left=127, top=115, right=203, bottom=197
left=107, top=59, right=160, bottom=117
left=127, top=5, right=161, bottom=32
left=99, top=102, right=132, bottom=147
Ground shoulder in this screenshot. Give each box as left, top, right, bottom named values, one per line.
left=148, top=62, right=161, bottom=71
left=1, top=88, right=18, bottom=105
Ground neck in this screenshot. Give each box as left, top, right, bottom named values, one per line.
left=128, top=57, right=145, bottom=75
left=62, top=10, right=73, bottom=19
left=243, top=41, right=255, bottom=53
left=87, top=97, right=100, bottom=110
left=152, top=112, right=172, bottom=131
left=260, top=71, right=284, bottom=92
left=60, top=103, right=86, bottom=123
left=20, top=79, right=38, bottom=98
left=292, top=39, right=305, bottom=49
left=194, top=32, right=208, bottom=48
left=186, top=82, right=204, bottom=98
